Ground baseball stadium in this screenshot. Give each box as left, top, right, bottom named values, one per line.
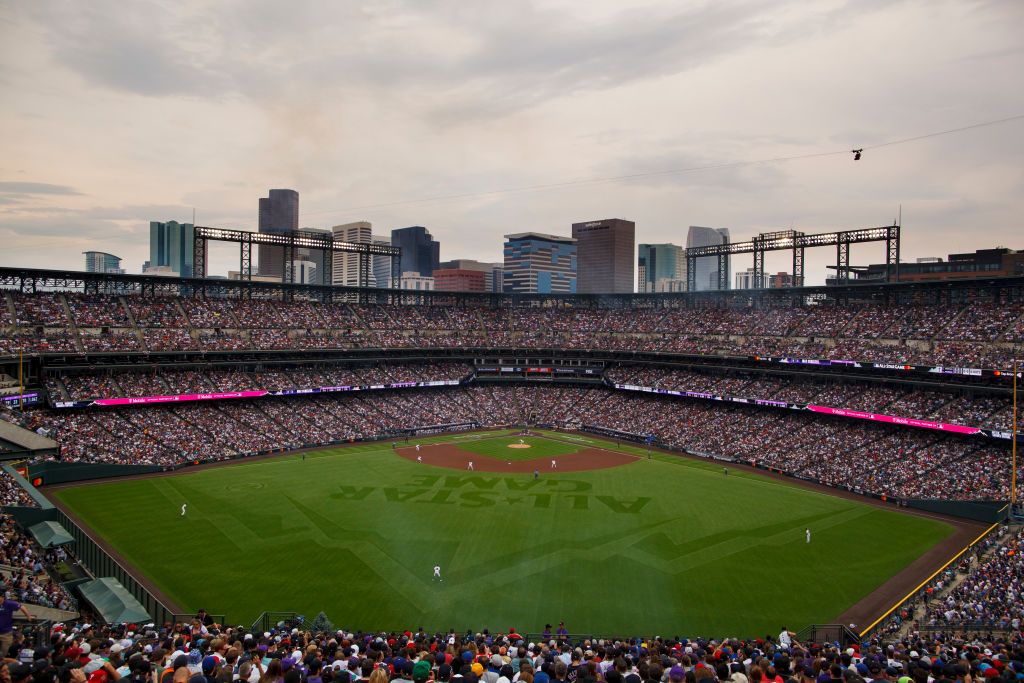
left=0, top=260, right=1021, bottom=658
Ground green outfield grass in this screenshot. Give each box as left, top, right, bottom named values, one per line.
left=452, top=435, right=583, bottom=460
left=54, top=431, right=953, bottom=636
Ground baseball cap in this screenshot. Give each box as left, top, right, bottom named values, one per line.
left=413, top=661, right=432, bottom=682
left=8, top=664, right=32, bottom=681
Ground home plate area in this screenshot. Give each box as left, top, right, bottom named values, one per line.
left=395, top=440, right=636, bottom=472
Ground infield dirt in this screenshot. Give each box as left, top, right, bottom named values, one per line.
left=395, top=442, right=636, bottom=472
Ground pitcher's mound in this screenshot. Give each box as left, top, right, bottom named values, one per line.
left=508, top=444, right=532, bottom=449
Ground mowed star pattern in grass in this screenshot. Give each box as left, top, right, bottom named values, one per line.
left=53, top=431, right=953, bottom=636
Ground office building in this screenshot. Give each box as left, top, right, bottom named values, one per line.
left=735, top=267, right=766, bottom=290
left=571, top=218, right=635, bottom=293
left=399, top=271, right=434, bottom=291
left=331, top=222, right=373, bottom=287
left=687, top=226, right=731, bottom=291
left=149, top=221, right=197, bottom=277
left=83, top=251, right=124, bottom=274
left=391, top=226, right=440, bottom=277
left=257, top=189, right=299, bottom=278
left=433, top=268, right=487, bottom=292
left=438, top=259, right=504, bottom=292
left=285, top=259, right=317, bottom=285
left=769, top=272, right=794, bottom=288
left=372, top=235, right=393, bottom=288
left=653, top=278, right=688, bottom=292
left=503, top=233, right=576, bottom=294
left=637, top=243, right=686, bottom=293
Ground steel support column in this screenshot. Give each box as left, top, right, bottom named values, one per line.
left=320, top=244, right=333, bottom=290
left=886, top=224, right=901, bottom=282
left=240, top=235, right=252, bottom=281
left=753, top=249, right=765, bottom=289
left=358, top=250, right=370, bottom=289
left=792, top=247, right=804, bottom=287
left=193, top=237, right=207, bottom=279
left=686, top=253, right=696, bottom=292
left=282, top=234, right=297, bottom=285
left=837, top=241, right=850, bottom=284
left=717, top=253, right=729, bottom=291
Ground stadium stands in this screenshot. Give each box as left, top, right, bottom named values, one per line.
left=0, top=512, right=77, bottom=611
left=2, top=576, right=1023, bottom=683
left=3, top=290, right=1022, bottom=368
left=5, top=383, right=1014, bottom=501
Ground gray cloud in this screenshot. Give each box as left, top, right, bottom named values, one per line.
left=2, top=0, right=1022, bottom=281
left=0, top=182, right=82, bottom=195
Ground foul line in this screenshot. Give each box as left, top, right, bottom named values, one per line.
left=858, top=521, right=999, bottom=637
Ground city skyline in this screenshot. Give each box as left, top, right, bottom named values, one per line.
left=1, top=1, right=1023, bottom=285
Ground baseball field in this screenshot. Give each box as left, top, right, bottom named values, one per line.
left=52, top=430, right=956, bottom=636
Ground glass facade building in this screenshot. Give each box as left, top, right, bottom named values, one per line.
left=148, top=221, right=195, bottom=277
left=686, top=226, right=731, bottom=291
left=571, top=218, right=635, bottom=294
left=391, top=226, right=440, bottom=277
left=502, top=232, right=576, bottom=294
left=258, top=189, right=299, bottom=278
left=637, top=243, right=685, bottom=292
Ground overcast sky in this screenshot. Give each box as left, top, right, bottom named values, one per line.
left=1, top=0, right=1022, bottom=284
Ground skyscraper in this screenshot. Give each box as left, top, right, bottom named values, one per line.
left=503, top=233, right=576, bottom=294
left=331, top=222, right=373, bottom=287
left=391, top=226, right=440, bottom=277
left=258, top=189, right=299, bottom=278
left=637, top=243, right=686, bottom=292
left=571, top=218, right=635, bottom=293
left=149, top=221, right=196, bottom=277
left=371, top=235, right=393, bottom=288
left=83, top=251, right=124, bottom=274
left=686, top=226, right=731, bottom=291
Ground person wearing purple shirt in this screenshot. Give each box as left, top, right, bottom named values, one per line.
left=0, top=597, right=34, bottom=657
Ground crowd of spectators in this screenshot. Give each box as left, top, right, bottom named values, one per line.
left=5, top=384, right=1015, bottom=501
left=0, top=513, right=77, bottom=611
left=3, top=600, right=1024, bottom=683
left=3, top=291, right=1022, bottom=369
left=919, top=526, right=1023, bottom=630
left=47, top=364, right=473, bottom=402
left=0, top=470, right=36, bottom=507
left=604, top=367, right=1013, bottom=430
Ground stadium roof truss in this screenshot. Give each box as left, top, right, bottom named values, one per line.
left=685, top=225, right=901, bottom=291
left=2, top=262, right=1023, bottom=310
left=192, top=226, right=402, bottom=291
